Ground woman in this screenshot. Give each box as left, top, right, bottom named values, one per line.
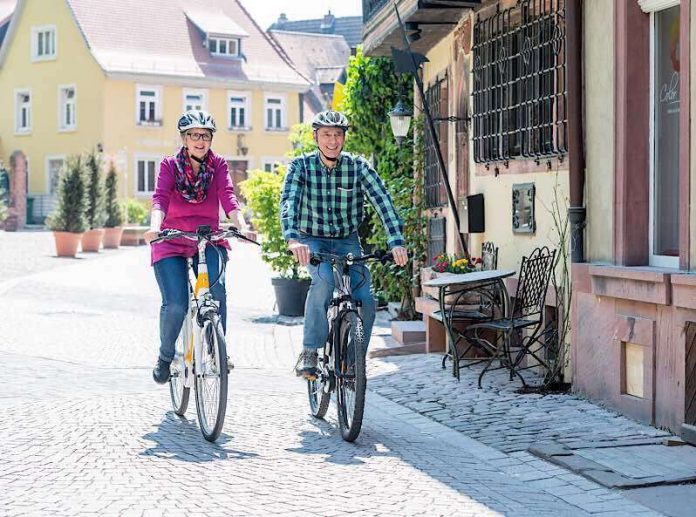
left=144, top=110, right=252, bottom=384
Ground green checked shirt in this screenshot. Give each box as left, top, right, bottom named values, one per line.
left=280, top=151, right=405, bottom=247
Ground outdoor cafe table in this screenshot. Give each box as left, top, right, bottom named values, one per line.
left=423, top=269, right=516, bottom=379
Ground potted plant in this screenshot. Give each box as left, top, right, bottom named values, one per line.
left=81, top=149, right=106, bottom=252
left=46, top=154, right=88, bottom=257
left=103, top=162, right=124, bottom=248
left=120, top=198, right=150, bottom=245
left=421, top=254, right=483, bottom=303
left=240, top=166, right=310, bottom=317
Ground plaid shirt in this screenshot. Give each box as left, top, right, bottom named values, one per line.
left=280, top=151, right=404, bottom=247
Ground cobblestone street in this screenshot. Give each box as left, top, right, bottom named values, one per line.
left=0, top=231, right=675, bottom=516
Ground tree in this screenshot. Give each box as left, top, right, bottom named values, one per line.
left=46, top=155, right=88, bottom=233
left=339, top=47, right=426, bottom=319
left=84, top=149, right=106, bottom=229
left=104, top=162, right=124, bottom=228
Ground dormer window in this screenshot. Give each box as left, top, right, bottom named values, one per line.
left=208, top=37, right=240, bottom=57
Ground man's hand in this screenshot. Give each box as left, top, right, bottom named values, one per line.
left=288, top=239, right=311, bottom=266
left=144, top=230, right=159, bottom=244
left=391, top=246, right=408, bottom=267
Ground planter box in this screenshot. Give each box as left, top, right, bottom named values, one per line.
left=420, top=267, right=479, bottom=305
left=103, top=227, right=124, bottom=249
left=82, top=228, right=104, bottom=252
left=121, top=225, right=148, bottom=246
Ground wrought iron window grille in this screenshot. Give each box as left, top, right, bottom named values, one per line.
left=472, top=0, right=568, bottom=165
left=424, top=74, right=449, bottom=208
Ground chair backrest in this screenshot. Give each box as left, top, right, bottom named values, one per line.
left=511, top=246, right=556, bottom=320
left=481, top=241, right=498, bottom=271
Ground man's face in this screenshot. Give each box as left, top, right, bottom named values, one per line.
left=315, top=127, right=345, bottom=160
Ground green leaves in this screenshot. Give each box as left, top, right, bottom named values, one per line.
left=46, top=154, right=89, bottom=233
left=104, top=162, right=124, bottom=228
left=84, top=149, right=107, bottom=229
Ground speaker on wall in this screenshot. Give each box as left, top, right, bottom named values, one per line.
left=460, top=193, right=485, bottom=234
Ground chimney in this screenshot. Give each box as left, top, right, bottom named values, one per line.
left=276, top=13, right=288, bottom=28
left=320, top=10, right=335, bottom=34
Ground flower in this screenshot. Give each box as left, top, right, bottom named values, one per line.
left=432, top=253, right=479, bottom=274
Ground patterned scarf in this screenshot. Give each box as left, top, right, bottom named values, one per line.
left=174, top=146, right=214, bottom=203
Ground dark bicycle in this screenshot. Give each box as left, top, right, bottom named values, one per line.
left=305, top=250, right=394, bottom=442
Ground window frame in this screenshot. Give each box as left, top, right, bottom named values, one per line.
left=182, top=88, right=208, bottom=112
left=31, top=25, right=57, bottom=62
left=45, top=155, right=65, bottom=195
left=648, top=4, right=681, bottom=268
left=264, top=94, right=287, bottom=131
left=135, top=85, right=162, bottom=127
left=261, top=157, right=286, bottom=172
left=14, top=88, right=32, bottom=134
left=209, top=36, right=240, bottom=57
left=227, top=90, right=251, bottom=130
left=134, top=155, right=160, bottom=196
left=58, top=84, right=77, bottom=132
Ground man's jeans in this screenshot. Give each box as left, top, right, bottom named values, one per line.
left=153, top=246, right=227, bottom=362
left=300, top=233, right=375, bottom=350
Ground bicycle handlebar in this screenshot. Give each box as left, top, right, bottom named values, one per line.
left=151, top=226, right=260, bottom=246
left=284, top=249, right=394, bottom=266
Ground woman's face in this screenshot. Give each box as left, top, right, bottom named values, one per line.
left=182, top=129, right=213, bottom=160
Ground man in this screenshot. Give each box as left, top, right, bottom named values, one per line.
left=280, top=110, right=408, bottom=378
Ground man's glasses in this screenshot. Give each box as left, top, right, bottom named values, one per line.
left=187, top=132, right=212, bottom=142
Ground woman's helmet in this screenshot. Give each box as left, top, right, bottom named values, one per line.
left=177, top=110, right=217, bottom=133
left=311, top=110, right=349, bottom=131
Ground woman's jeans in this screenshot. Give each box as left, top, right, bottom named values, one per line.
left=300, top=233, right=375, bottom=351
left=153, top=246, right=227, bottom=363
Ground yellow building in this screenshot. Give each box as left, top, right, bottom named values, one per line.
left=0, top=0, right=309, bottom=222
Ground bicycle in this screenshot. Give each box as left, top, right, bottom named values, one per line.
left=304, top=249, right=394, bottom=442
left=151, top=225, right=259, bottom=442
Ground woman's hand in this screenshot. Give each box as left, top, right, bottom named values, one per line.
left=144, top=230, right=160, bottom=244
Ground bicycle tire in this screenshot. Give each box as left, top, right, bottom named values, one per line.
left=194, top=317, right=228, bottom=442
left=169, top=323, right=190, bottom=416
left=307, top=344, right=331, bottom=419
left=336, top=313, right=366, bottom=442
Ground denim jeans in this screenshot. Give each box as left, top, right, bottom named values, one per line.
left=153, top=246, right=227, bottom=362
left=300, top=233, right=375, bottom=350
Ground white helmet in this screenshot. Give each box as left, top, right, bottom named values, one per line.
left=177, top=110, right=217, bottom=133
left=311, top=110, right=349, bottom=131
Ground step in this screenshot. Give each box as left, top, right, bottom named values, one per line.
left=391, top=320, right=426, bottom=345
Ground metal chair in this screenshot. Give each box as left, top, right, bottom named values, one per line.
left=464, top=246, right=556, bottom=388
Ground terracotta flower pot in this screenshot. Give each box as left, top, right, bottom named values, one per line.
left=53, top=231, right=84, bottom=258
left=81, top=228, right=105, bottom=252
left=103, top=227, right=124, bottom=249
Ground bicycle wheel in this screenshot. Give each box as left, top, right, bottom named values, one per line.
left=307, top=345, right=330, bottom=419
left=169, top=322, right=190, bottom=416
left=194, top=317, right=228, bottom=442
left=336, top=313, right=366, bottom=442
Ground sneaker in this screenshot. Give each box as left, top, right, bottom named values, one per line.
left=227, top=356, right=235, bottom=373
left=295, top=349, right=318, bottom=379
left=152, top=358, right=171, bottom=384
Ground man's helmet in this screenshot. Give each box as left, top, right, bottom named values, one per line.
left=311, top=110, right=349, bottom=131
left=177, top=110, right=217, bottom=133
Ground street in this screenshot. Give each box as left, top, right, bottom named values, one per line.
left=0, top=232, right=665, bottom=516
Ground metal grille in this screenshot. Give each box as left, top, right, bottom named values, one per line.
left=472, top=0, right=567, bottom=164
left=363, top=0, right=389, bottom=22
left=424, top=75, right=448, bottom=208
left=427, top=217, right=447, bottom=265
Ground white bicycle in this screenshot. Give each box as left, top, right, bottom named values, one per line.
left=151, top=225, right=258, bottom=442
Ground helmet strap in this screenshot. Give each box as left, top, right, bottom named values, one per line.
left=190, top=152, right=206, bottom=164
left=313, top=131, right=342, bottom=166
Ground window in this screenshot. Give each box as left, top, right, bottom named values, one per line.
left=136, top=158, right=158, bottom=194
left=228, top=91, right=250, bottom=129
left=46, top=157, right=65, bottom=195
left=209, top=37, right=239, bottom=57
left=650, top=4, right=680, bottom=267
left=471, top=1, right=567, bottom=163
left=183, top=89, right=207, bottom=112
left=15, top=90, right=31, bottom=133
left=427, top=217, right=446, bottom=265
left=262, top=158, right=284, bottom=172
left=59, top=86, right=76, bottom=130
left=32, top=25, right=56, bottom=61
left=265, top=95, right=285, bottom=130
left=136, top=86, right=161, bottom=125
left=424, top=76, right=448, bottom=208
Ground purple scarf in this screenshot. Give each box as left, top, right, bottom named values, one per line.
left=174, top=147, right=214, bottom=203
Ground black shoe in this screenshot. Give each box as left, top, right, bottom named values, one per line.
left=295, top=349, right=318, bottom=379
left=152, top=358, right=171, bottom=384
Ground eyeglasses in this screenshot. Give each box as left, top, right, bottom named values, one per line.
left=186, top=132, right=212, bottom=142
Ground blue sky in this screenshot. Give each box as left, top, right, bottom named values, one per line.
left=239, top=0, right=362, bottom=30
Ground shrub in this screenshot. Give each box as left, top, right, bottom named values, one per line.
left=104, top=162, right=124, bottom=228
left=46, top=155, right=88, bottom=233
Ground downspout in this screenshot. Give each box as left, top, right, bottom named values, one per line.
left=567, top=0, right=586, bottom=263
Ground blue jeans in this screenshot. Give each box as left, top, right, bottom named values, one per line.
left=153, top=246, right=227, bottom=362
left=300, top=233, right=375, bottom=350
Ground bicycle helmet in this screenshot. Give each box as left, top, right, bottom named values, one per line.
left=177, top=110, right=217, bottom=133
left=311, top=110, right=349, bottom=131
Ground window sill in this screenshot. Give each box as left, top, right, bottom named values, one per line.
left=32, top=55, right=57, bottom=63
left=136, top=121, right=163, bottom=128
left=58, top=127, right=77, bottom=133
left=264, top=127, right=289, bottom=133
left=14, top=129, right=32, bottom=136
left=135, top=191, right=155, bottom=198
left=589, top=265, right=674, bottom=305
left=474, top=155, right=567, bottom=176
left=227, top=126, right=252, bottom=132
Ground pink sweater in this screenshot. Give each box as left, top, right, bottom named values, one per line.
left=150, top=151, right=240, bottom=265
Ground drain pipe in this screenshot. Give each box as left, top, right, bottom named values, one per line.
left=567, top=0, right=586, bottom=263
